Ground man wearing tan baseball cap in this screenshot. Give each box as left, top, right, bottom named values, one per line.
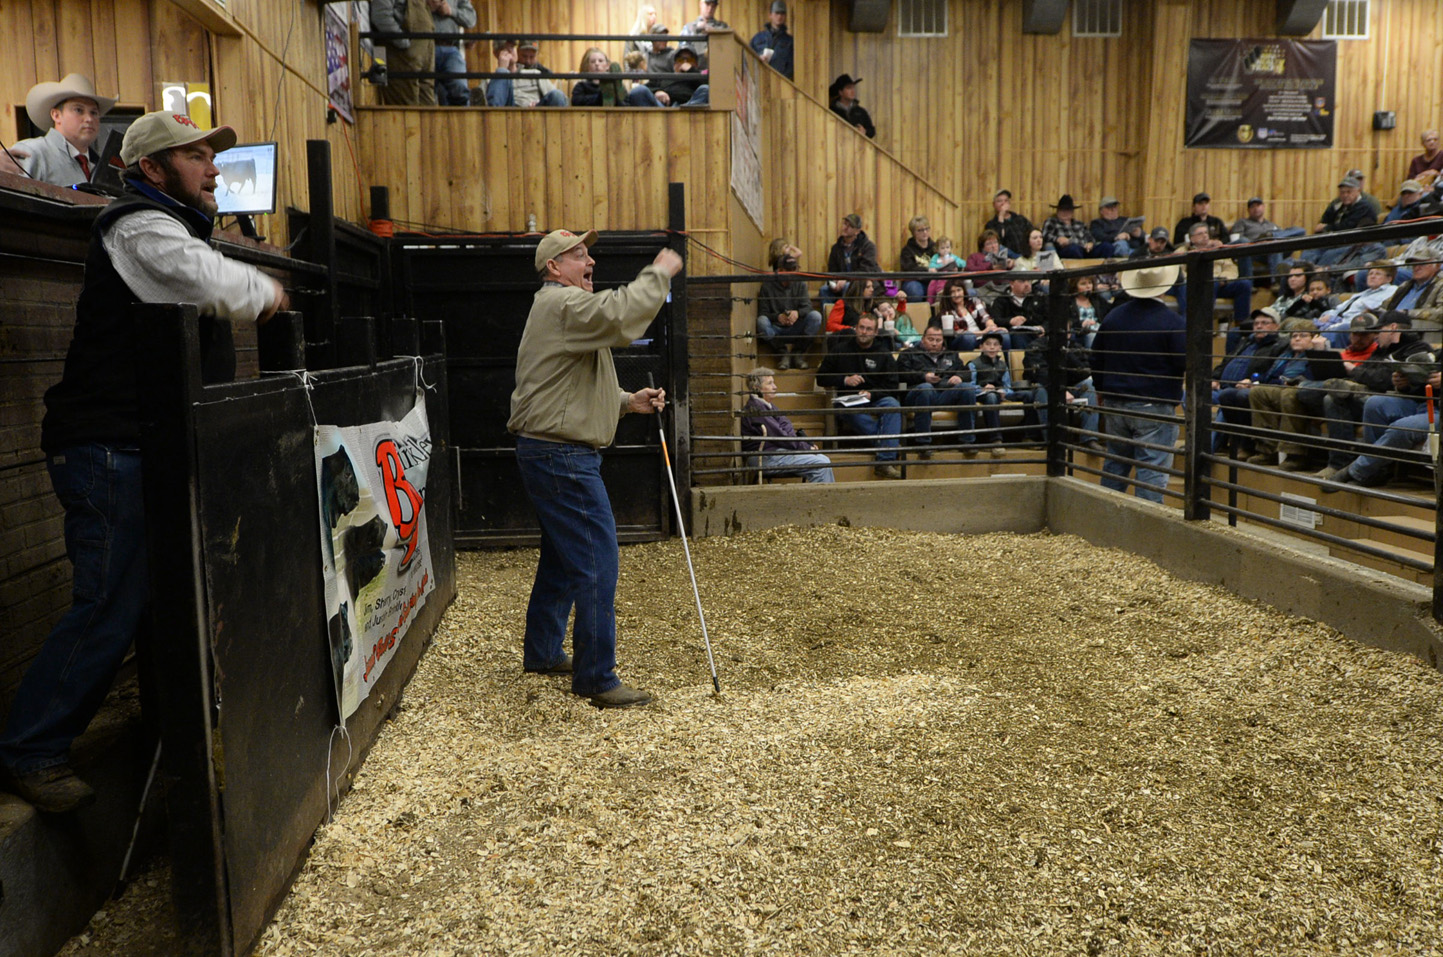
left=507, top=230, right=682, bottom=708
left=0, top=73, right=117, bottom=187
left=0, top=111, right=285, bottom=813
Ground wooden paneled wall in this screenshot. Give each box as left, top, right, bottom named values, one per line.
left=358, top=107, right=733, bottom=249
left=1, top=0, right=364, bottom=243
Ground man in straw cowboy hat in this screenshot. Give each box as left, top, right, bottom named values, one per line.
left=1091, top=263, right=1187, bottom=504
left=0, top=73, right=117, bottom=187
left=0, top=112, right=287, bottom=813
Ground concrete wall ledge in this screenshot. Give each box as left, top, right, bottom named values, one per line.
left=690, top=476, right=1443, bottom=670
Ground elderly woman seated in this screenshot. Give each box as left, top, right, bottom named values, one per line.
left=740, top=367, right=835, bottom=483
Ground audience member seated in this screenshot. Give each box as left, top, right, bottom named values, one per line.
left=968, top=333, right=1023, bottom=456
left=873, top=296, right=917, bottom=349
left=645, top=25, right=676, bottom=73
left=1268, top=314, right=1381, bottom=472
left=680, top=0, right=729, bottom=66
left=1042, top=195, right=1095, bottom=258
left=964, top=230, right=1014, bottom=297
left=1382, top=248, right=1443, bottom=325
left=935, top=277, right=1004, bottom=351
left=898, top=215, right=937, bottom=300
left=750, top=1, right=794, bottom=79
left=1173, top=192, right=1225, bottom=245
left=1299, top=176, right=1380, bottom=270
left=1183, top=222, right=1253, bottom=346
left=1025, top=329, right=1100, bottom=450
left=1315, top=260, right=1397, bottom=345
left=1215, top=317, right=1314, bottom=463
left=0, top=73, right=115, bottom=186
left=1090, top=197, right=1142, bottom=258
left=829, top=74, right=875, bottom=138
left=625, top=3, right=659, bottom=58
left=1384, top=180, right=1428, bottom=223
left=1210, top=307, right=1283, bottom=455
left=1246, top=324, right=1332, bottom=467
left=816, top=313, right=903, bottom=478
left=823, top=213, right=879, bottom=308
left=986, top=190, right=1035, bottom=261
left=898, top=325, right=977, bottom=458
left=1270, top=261, right=1315, bottom=316
left=990, top=273, right=1047, bottom=352
left=826, top=278, right=877, bottom=334
left=1325, top=342, right=1442, bottom=490
left=1228, top=197, right=1307, bottom=280
left=485, top=39, right=565, bottom=107
left=741, top=368, right=835, bottom=483
left=1344, top=167, right=1383, bottom=217
left=431, top=0, right=477, bottom=106
left=1317, top=311, right=1432, bottom=480
left=373, top=0, right=435, bottom=105
left=1069, top=275, right=1110, bottom=347
left=1282, top=273, right=1336, bottom=323
left=652, top=46, right=709, bottom=106
left=572, top=49, right=663, bottom=106
left=1407, top=129, right=1443, bottom=182
left=1013, top=228, right=1056, bottom=273
left=756, top=239, right=822, bottom=369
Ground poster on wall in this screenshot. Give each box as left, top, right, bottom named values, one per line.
left=315, top=398, right=435, bottom=720
left=325, top=3, right=356, bottom=123
left=1185, top=39, right=1336, bottom=149
left=730, top=56, right=764, bottom=232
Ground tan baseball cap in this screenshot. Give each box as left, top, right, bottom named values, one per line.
left=534, top=228, right=598, bottom=272
left=120, top=111, right=237, bottom=167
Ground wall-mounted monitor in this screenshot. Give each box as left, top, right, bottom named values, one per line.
left=215, top=141, right=277, bottom=217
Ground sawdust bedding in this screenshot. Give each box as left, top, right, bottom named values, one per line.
left=62, top=526, right=1443, bottom=956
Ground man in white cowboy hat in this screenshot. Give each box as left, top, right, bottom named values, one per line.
left=0, top=112, right=287, bottom=813
left=0, top=73, right=117, bottom=187
left=1091, top=263, right=1187, bottom=504
left=507, top=230, right=682, bottom=709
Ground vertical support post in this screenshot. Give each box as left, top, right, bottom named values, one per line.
left=703, top=30, right=738, bottom=112
left=389, top=316, right=420, bottom=357
left=338, top=316, right=378, bottom=367
left=1183, top=254, right=1215, bottom=522
left=1044, top=273, right=1068, bottom=477
left=133, top=303, right=231, bottom=956
left=668, top=182, right=689, bottom=535
left=258, top=311, right=307, bottom=373
left=306, top=140, right=339, bottom=369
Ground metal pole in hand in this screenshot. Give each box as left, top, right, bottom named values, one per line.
left=648, top=374, right=721, bottom=694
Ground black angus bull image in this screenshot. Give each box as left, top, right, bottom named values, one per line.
left=320, top=446, right=388, bottom=596
left=216, top=155, right=258, bottom=197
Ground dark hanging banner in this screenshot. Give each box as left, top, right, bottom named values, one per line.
left=1185, top=39, right=1337, bottom=149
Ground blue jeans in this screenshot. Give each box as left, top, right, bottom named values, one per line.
left=756, top=311, right=822, bottom=347
left=1101, top=399, right=1179, bottom=504
left=485, top=78, right=567, bottom=107
left=900, top=280, right=926, bottom=301
left=1035, top=380, right=1100, bottom=436
left=0, top=445, right=148, bottom=775
left=625, top=85, right=661, bottom=107
left=680, top=84, right=710, bottom=106
left=838, top=396, right=901, bottom=461
left=760, top=451, right=834, bottom=483
left=513, top=437, right=622, bottom=696
left=904, top=381, right=976, bottom=443
left=434, top=44, right=469, bottom=105
left=1349, top=412, right=1431, bottom=483
left=1320, top=387, right=1373, bottom=468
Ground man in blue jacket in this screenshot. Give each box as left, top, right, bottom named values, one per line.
left=750, top=1, right=794, bottom=80
left=1092, top=264, right=1187, bottom=503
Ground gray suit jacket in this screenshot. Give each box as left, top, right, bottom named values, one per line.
left=13, top=128, right=92, bottom=188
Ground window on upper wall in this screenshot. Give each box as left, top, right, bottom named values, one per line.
left=1322, top=0, right=1370, bottom=39
left=1073, top=0, right=1123, bottom=38
left=897, top=0, right=947, bottom=38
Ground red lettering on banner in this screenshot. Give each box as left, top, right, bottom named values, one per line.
left=375, top=438, right=425, bottom=571
left=361, top=573, right=430, bottom=682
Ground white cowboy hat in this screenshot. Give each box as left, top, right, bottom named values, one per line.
left=26, top=73, right=117, bottom=131
left=1120, top=263, right=1180, bottom=300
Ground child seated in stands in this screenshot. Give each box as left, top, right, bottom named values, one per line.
left=741, top=368, right=835, bottom=483
left=925, top=236, right=962, bottom=304
left=968, top=332, right=1022, bottom=455
left=935, top=278, right=1005, bottom=351
left=1283, top=274, right=1337, bottom=323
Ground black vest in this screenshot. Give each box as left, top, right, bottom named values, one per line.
left=41, top=185, right=213, bottom=454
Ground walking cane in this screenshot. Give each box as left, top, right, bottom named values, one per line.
left=647, top=374, right=721, bottom=694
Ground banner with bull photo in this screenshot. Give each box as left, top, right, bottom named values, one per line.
left=315, top=397, right=435, bottom=720
left=1185, top=39, right=1336, bottom=149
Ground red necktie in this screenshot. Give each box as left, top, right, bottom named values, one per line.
left=77, top=154, right=91, bottom=178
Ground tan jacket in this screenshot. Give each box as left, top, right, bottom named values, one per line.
left=508, top=265, right=671, bottom=448
left=1386, top=275, right=1443, bottom=326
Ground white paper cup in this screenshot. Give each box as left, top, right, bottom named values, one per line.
left=942, top=315, right=955, bottom=332
left=884, top=318, right=896, bottom=332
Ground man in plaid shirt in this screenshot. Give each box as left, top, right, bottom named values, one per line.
left=1042, top=194, right=1096, bottom=259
